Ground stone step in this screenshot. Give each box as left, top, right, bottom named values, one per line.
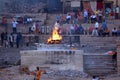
left=46, top=14, right=56, bottom=25
left=83, top=55, right=116, bottom=75
left=86, top=70, right=116, bottom=74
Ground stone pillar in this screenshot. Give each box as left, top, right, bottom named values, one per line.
left=117, top=40, right=120, bottom=72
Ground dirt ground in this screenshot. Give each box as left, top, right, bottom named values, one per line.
left=0, top=66, right=120, bottom=80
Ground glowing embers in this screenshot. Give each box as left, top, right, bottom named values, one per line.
left=47, top=22, right=62, bottom=44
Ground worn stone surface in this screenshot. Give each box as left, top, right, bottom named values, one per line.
left=20, top=49, right=84, bottom=71
left=0, top=66, right=120, bottom=80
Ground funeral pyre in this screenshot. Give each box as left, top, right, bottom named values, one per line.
left=47, top=22, right=62, bottom=44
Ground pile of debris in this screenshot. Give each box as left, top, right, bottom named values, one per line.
left=46, top=69, right=88, bottom=78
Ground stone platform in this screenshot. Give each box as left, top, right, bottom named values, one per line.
left=20, top=47, right=84, bottom=71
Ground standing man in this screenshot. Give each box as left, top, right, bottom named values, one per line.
left=16, top=32, right=22, bottom=48
left=115, top=5, right=119, bottom=19
left=83, top=9, right=88, bottom=23
left=34, top=67, right=45, bottom=80
left=12, top=20, right=18, bottom=33
left=101, top=20, right=107, bottom=30
left=9, top=33, right=14, bottom=48
left=98, top=9, right=103, bottom=23
left=66, top=13, right=71, bottom=24
left=1, top=31, right=4, bottom=46
left=1, top=17, right=8, bottom=32
left=94, top=21, right=99, bottom=29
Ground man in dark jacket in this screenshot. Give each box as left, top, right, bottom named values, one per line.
left=16, top=32, right=22, bottom=48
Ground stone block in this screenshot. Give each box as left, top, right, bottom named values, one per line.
left=20, top=49, right=84, bottom=71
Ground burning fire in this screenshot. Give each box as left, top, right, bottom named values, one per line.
left=47, top=23, right=62, bottom=44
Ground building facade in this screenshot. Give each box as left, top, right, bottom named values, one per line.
left=60, top=0, right=120, bottom=13
left=0, top=0, right=120, bottom=13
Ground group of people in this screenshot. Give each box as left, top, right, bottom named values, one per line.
left=0, top=6, right=119, bottom=47
left=54, top=7, right=119, bottom=36
left=69, top=24, right=84, bottom=35
left=60, top=5, right=119, bottom=25
left=29, top=21, right=40, bottom=34
left=91, top=21, right=120, bottom=37
left=12, top=16, right=33, bottom=33
left=56, top=19, right=120, bottom=37
left=0, top=31, right=22, bottom=48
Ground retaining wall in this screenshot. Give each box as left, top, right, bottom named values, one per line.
left=20, top=49, right=84, bottom=71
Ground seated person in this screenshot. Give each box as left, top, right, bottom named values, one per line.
left=66, top=14, right=71, bottom=24
left=88, top=27, right=94, bottom=35
left=90, top=14, right=97, bottom=23
left=17, top=17, right=23, bottom=23
left=1, top=17, right=7, bottom=26
left=70, top=24, right=75, bottom=34
left=98, top=26, right=104, bottom=36
left=102, top=28, right=110, bottom=36
left=112, top=27, right=117, bottom=36
left=78, top=24, right=84, bottom=34
left=101, top=20, right=107, bottom=30
left=117, top=26, right=120, bottom=36
left=110, top=10, right=115, bottom=20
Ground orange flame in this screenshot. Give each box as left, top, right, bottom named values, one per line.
left=47, top=26, right=62, bottom=44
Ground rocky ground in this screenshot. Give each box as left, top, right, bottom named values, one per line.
left=0, top=66, right=120, bottom=80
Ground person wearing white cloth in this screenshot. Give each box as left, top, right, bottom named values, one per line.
left=94, top=21, right=99, bottom=29
left=12, top=20, right=18, bottom=33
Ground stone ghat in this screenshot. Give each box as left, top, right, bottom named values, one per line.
left=20, top=49, right=84, bottom=71
left=35, top=44, right=70, bottom=50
